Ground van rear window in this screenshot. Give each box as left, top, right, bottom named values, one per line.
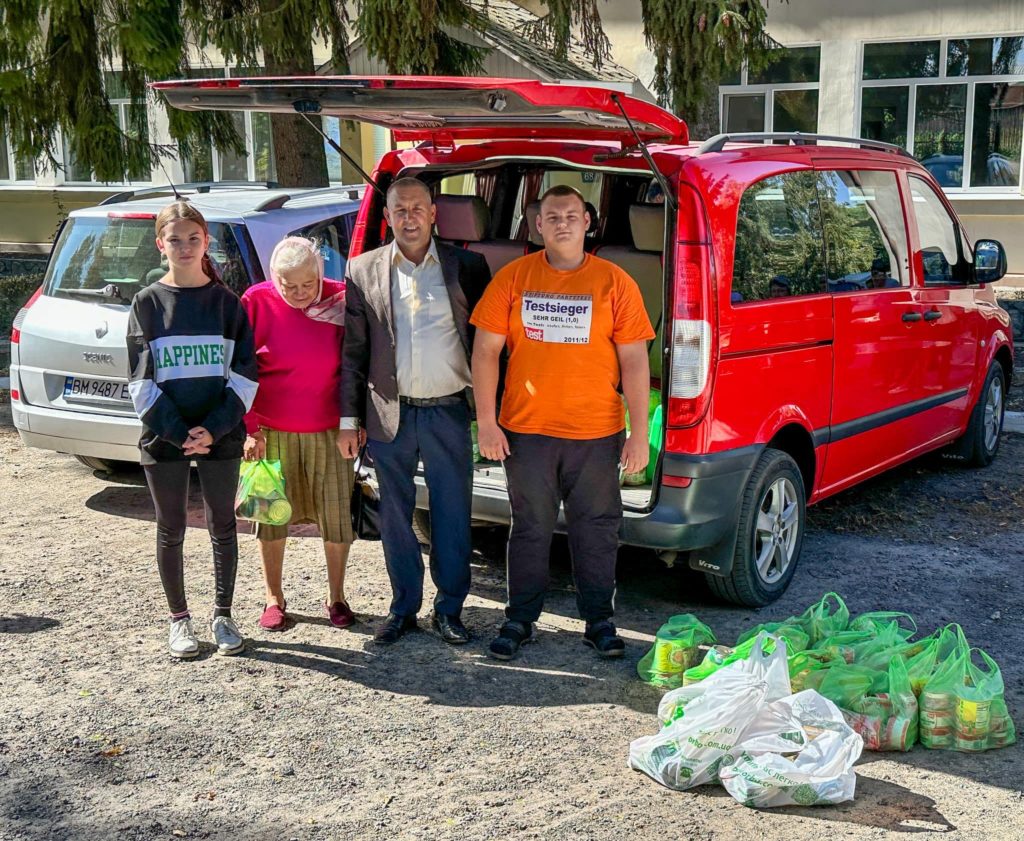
left=43, top=217, right=257, bottom=302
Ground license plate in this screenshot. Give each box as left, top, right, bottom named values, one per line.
left=63, top=376, right=131, bottom=403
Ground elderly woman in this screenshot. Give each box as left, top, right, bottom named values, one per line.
left=241, top=236, right=360, bottom=631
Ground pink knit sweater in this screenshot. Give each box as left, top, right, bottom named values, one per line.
left=241, top=279, right=345, bottom=434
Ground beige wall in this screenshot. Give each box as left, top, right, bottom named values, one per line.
left=0, top=189, right=115, bottom=251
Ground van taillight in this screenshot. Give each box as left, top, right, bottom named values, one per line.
left=10, top=286, right=43, bottom=344
left=668, top=245, right=713, bottom=427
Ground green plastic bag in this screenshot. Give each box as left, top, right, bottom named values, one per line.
left=920, top=646, right=1017, bottom=752
left=907, top=624, right=967, bottom=695
left=681, top=634, right=781, bottom=685
left=235, top=459, right=292, bottom=526
left=846, top=657, right=919, bottom=751
left=849, top=611, right=917, bottom=640
left=737, top=622, right=810, bottom=654
left=849, top=621, right=916, bottom=671
left=637, top=615, right=717, bottom=689
left=787, top=647, right=845, bottom=692
left=792, top=592, right=850, bottom=645
left=815, top=664, right=886, bottom=711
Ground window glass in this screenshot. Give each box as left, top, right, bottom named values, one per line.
left=43, top=217, right=251, bottom=298
left=914, top=85, right=966, bottom=188
left=817, top=170, right=908, bottom=292
left=724, top=94, right=765, bottom=132
left=0, top=121, right=10, bottom=181
left=219, top=112, right=249, bottom=181
left=324, top=117, right=343, bottom=182
left=749, top=46, right=821, bottom=84
left=181, top=138, right=214, bottom=183
left=14, top=155, right=34, bottom=182
left=860, top=86, right=909, bottom=148
left=124, top=102, right=151, bottom=181
left=863, top=41, right=940, bottom=80
left=251, top=112, right=276, bottom=182
left=908, top=175, right=972, bottom=285
left=290, top=214, right=356, bottom=282
left=970, top=83, right=1023, bottom=188
left=732, top=171, right=825, bottom=303
left=439, top=172, right=479, bottom=195
left=773, top=89, right=819, bottom=133
left=947, top=37, right=1024, bottom=76
left=720, top=62, right=742, bottom=86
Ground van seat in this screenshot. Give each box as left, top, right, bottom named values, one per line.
left=594, top=204, right=665, bottom=379
left=434, top=195, right=527, bottom=276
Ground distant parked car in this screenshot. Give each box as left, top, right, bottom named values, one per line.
left=9, top=182, right=363, bottom=473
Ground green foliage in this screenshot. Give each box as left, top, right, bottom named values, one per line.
left=0, top=272, right=44, bottom=333
left=356, top=0, right=488, bottom=74
left=639, top=0, right=781, bottom=115
left=518, top=0, right=610, bottom=68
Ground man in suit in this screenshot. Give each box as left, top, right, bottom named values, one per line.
left=338, top=176, right=491, bottom=645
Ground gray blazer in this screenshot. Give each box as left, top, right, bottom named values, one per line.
left=340, top=239, right=491, bottom=442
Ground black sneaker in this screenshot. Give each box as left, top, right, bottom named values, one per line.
left=487, top=621, right=535, bottom=661
left=583, top=620, right=625, bottom=658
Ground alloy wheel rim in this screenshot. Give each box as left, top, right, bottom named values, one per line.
left=753, top=477, right=799, bottom=585
left=983, top=376, right=1003, bottom=453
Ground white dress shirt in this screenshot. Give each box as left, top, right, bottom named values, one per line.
left=391, top=240, right=472, bottom=399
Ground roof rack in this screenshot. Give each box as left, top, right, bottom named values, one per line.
left=254, top=184, right=364, bottom=212
left=696, top=132, right=912, bottom=158
left=99, top=180, right=281, bottom=206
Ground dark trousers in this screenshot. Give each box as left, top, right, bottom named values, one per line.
left=369, top=401, right=472, bottom=618
left=503, top=430, right=624, bottom=625
left=143, top=458, right=240, bottom=616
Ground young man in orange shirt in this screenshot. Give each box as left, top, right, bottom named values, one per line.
left=471, top=184, right=655, bottom=660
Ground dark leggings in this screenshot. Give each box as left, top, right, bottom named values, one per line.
left=143, top=458, right=240, bottom=617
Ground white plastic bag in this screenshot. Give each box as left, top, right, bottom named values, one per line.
left=631, top=633, right=791, bottom=790
left=718, top=690, right=863, bottom=808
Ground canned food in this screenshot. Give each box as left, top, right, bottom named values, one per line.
left=955, top=734, right=989, bottom=752
left=922, top=691, right=953, bottom=712
left=921, top=732, right=954, bottom=749
left=920, top=709, right=954, bottom=729
left=884, top=716, right=912, bottom=751
left=956, top=697, right=992, bottom=729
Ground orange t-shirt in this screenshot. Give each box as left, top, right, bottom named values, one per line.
left=470, top=250, right=655, bottom=440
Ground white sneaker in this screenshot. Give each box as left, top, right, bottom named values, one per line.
left=168, top=617, right=199, bottom=659
left=211, top=616, right=245, bottom=656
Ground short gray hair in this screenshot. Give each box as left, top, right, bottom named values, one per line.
left=269, top=236, right=323, bottom=282
left=386, top=176, right=432, bottom=205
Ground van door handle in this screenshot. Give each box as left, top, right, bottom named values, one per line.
left=923, top=310, right=942, bottom=321
left=902, top=312, right=923, bottom=322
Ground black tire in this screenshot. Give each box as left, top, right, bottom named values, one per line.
left=955, top=362, right=1005, bottom=468
left=705, top=448, right=805, bottom=607
left=74, top=455, right=135, bottom=475
left=412, top=508, right=431, bottom=549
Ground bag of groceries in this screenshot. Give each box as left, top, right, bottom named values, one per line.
left=791, top=592, right=850, bottom=646
left=637, top=615, right=717, bottom=689
left=235, top=459, right=292, bottom=526
left=718, top=690, right=863, bottom=808
left=631, top=633, right=791, bottom=789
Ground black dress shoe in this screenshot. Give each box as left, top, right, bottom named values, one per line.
left=373, top=612, right=417, bottom=645
left=431, top=611, right=470, bottom=645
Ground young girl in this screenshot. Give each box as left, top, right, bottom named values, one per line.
left=127, top=202, right=258, bottom=659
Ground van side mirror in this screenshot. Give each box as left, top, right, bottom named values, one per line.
left=974, top=239, right=1007, bottom=284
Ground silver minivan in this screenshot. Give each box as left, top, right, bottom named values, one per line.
left=10, top=183, right=362, bottom=471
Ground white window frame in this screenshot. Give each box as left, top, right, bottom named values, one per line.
left=0, top=125, right=38, bottom=184
left=856, top=35, right=1024, bottom=195
left=718, top=45, right=822, bottom=134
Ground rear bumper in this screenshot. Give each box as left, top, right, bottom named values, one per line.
left=11, top=392, right=142, bottom=463
left=416, top=444, right=761, bottom=560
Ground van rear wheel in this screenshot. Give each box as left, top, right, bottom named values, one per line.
left=706, top=448, right=805, bottom=607
left=74, top=455, right=135, bottom=475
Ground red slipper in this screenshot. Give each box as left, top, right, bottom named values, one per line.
left=326, top=601, right=356, bottom=629
left=259, top=602, right=288, bottom=631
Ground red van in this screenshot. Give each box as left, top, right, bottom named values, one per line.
left=158, top=77, right=1014, bottom=606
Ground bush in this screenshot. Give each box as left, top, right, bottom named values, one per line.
left=0, top=273, right=44, bottom=334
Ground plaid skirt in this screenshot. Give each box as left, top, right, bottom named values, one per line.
left=255, top=427, right=355, bottom=544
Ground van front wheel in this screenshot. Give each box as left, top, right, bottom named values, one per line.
left=706, top=448, right=805, bottom=607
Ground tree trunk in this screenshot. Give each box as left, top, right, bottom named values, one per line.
left=685, top=77, right=723, bottom=142
left=257, top=0, right=329, bottom=187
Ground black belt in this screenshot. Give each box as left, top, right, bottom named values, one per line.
left=399, top=392, right=465, bottom=408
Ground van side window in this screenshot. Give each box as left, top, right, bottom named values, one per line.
left=732, top=171, right=826, bottom=302
left=817, top=170, right=908, bottom=292
left=289, top=213, right=355, bottom=282
left=908, top=175, right=973, bottom=286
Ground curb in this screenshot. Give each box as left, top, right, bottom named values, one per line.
left=1006, top=411, right=1024, bottom=435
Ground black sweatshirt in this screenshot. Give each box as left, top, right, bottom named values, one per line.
left=126, top=281, right=258, bottom=465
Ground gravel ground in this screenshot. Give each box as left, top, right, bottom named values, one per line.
left=1, top=413, right=1023, bottom=841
